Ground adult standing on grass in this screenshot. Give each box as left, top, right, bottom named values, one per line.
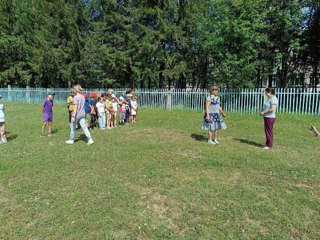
left=0, top=95, right=7, bottom=144
left=259, top=87, right=278, bottom=150
left=66, top=84, right=94, bottom=145
left=203, top=86, right=227, bottom=144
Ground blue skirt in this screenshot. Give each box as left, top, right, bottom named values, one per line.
left=202, top=113, right=227, bottom=131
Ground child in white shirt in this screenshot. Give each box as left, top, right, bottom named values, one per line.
left=130, top=95, right=138, bottom=123
left=96, top=97, right=106, bottom=130
left=111, top=96, right=118, bottom=127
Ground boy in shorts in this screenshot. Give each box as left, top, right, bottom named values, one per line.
left=41, top=91, right=55, bottom=137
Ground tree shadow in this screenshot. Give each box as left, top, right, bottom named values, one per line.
left=233, top=138, right=264, bottom=148
left=191, top=133, right=207, bottom=142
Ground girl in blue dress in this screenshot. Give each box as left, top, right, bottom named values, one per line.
left=203, top=86, right=227, bottom=144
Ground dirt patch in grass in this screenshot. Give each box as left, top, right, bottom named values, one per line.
left=0, top=183, right=9, bottom=203
left=138, top=187, right=182, bottom=232
left=245, top=217, right=269, bottom=236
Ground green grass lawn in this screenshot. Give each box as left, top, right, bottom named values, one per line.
left=1, top=103, right=320, bottom=239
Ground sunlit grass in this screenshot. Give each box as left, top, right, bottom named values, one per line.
left=1, top=103, right=320, bottom=239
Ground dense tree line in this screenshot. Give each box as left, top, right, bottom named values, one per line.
left=0, top=0, right=319, bottom=89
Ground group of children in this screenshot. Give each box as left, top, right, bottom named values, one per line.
left=85, top=90, right=139, bottom=130
left=40, top=89, right=139, bottom=137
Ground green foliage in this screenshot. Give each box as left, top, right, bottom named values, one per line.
left=0, top=0, right=318, bottom=88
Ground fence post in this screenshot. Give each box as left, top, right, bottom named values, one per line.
left=8, top=85, right=12, bottom=102
left=26, top=86, right=30, bottom=103
left=165, top=89, right=172, bottom=110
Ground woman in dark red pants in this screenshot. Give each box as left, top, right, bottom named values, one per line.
left=259, top=88, right=278, bottom=150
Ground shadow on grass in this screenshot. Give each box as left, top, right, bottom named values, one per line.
left=191, top=133, right=207, bottom=142
left=51, top=129, right=59, bottom=134
left=233, top=138, right=264, bottom=148
left=75, top=134, right=87, bottom=143
left=6, top=132, right=17, bottom=141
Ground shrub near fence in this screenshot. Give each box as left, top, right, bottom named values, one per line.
left=0, top=88, right=319, bottom=114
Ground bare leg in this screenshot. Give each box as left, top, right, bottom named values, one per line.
left=213, top=130, right=218, bottom=140
left=41, top=122, right=47, bottom=136
left=208, top=130, right=213, bottom=140
left=0, top=123, right=6, bottom=142
left=48, top=122, right=52, bottom=135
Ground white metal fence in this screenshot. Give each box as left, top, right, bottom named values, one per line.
left=0, top=87, right=319, bottom=114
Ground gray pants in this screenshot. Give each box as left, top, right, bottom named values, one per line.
left=69, top=116, right=92, bottom=141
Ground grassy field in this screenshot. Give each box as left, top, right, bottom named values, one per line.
left=1, top=103, right=320, bottom=239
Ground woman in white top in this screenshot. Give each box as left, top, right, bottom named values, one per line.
left=259, top=87, right=278, bottom=150
left=0, top=95, right=7, bottom=144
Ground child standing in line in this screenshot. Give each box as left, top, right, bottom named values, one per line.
left=105, top=93, right=113, bottom=129
left=118, top=96, right=126, bottom=125
left=41, top=91, right=55, bottom=137
left=67, top=90, right=75, bottom=128
left=130, top=95, right=138, bottom=123
left=203, top=86, right=227, bottom=144
left=111, top=96, right=118, bottom=128
left=0, top=95, right=7, bottom=144
left=89, top=92, right=97, bottom=129
left=83, top=93, right=91, bottom=127
left=96, top=96, right=106, bottom=130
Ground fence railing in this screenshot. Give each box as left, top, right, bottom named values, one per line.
left=0, top=88, right=319, bottom=114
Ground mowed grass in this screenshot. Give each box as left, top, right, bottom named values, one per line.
left=0, top=103, right=320, bottom=239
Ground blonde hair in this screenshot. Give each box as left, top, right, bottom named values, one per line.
left=73, top=84, right=82, bottom=93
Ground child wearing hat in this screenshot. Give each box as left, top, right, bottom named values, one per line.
left=0, top=95, right=7, bottom=144
left=41, top=91, right=55, bottom=137
left=118, top=96, right=127, bottom=125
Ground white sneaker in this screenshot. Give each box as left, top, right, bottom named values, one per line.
left=214, top=139, right=220, bottom=144
left=1, top=139, right=7, bottom=144
left=207, top=140, right=216, bottom=145
left=65, top=139, right=74, bottom=144
left=87, top=139, right=94, bottom=145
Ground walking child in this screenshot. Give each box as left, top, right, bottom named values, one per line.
left=65, top=84, right=94, bottom=145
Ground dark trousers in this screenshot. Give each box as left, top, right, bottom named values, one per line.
left=90, top=114, right=97, bottom=128
left=264, top=117, right=276, bottom=148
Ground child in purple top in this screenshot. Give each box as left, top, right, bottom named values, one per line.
left=41, top=92, right=55, bottom=136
